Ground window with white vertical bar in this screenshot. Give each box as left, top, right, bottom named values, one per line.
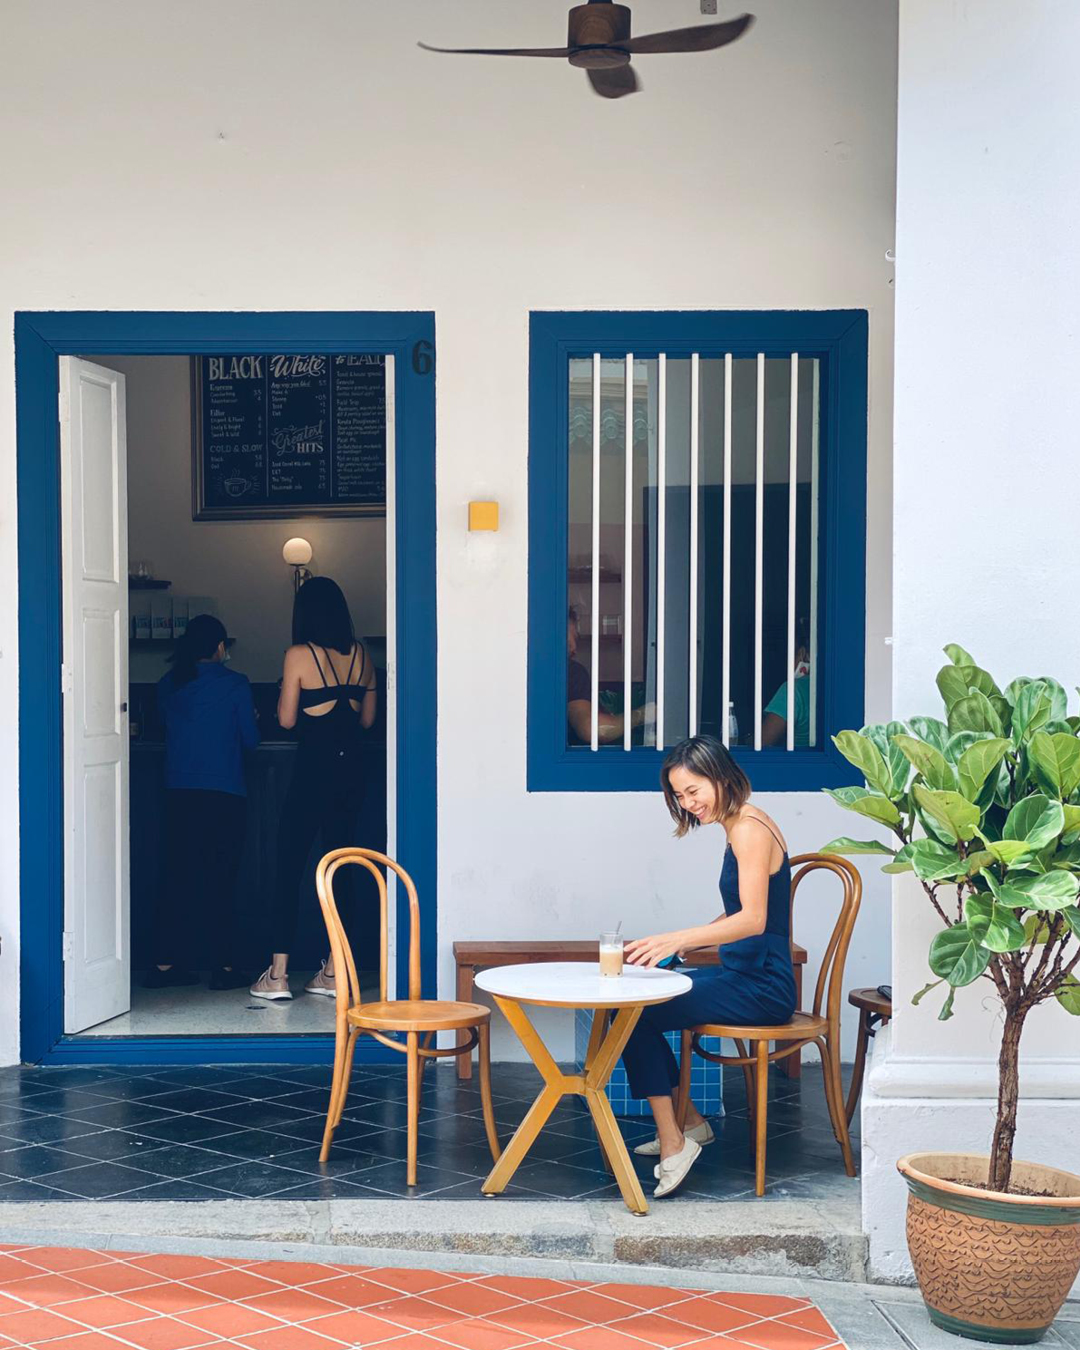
left=531, top=309, right=868, bottom=794
left=566, top=351, right=820, bottom=755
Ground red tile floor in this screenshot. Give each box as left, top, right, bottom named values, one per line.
left=0, top=1245, right=846, bottom=1350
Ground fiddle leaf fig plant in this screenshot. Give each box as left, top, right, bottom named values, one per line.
left=822, top=647, right=1080, bottom=1194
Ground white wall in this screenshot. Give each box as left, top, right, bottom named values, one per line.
left=0, top=0, right=898, bottom=1067
left=99, top=355, right=386, bottom=685
left=865, top=0, right=1080, bottom=1282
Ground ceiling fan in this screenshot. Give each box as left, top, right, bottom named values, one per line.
left=418, top=2, right=754, bottom=100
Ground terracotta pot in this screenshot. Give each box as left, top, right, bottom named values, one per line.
left=898, top=1152, right=1080, bottom=1344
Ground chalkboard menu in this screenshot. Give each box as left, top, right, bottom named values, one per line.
left=192, top=354, right=386, bottom=519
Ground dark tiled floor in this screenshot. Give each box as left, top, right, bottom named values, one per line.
left=0, top=1060, right=859, bottom=1203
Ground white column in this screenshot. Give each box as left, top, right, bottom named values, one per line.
left=866, top=0, right=1080, bottom=1287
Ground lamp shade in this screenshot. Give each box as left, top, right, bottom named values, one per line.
left=282, top=537, right=312, bottom=566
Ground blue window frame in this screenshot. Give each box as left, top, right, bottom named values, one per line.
left=527, top=310, right=868, bottom=793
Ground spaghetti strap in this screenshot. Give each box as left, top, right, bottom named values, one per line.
left=744, top=814, right=788, bottom=854
left=308, top=644, right=330, bottom=688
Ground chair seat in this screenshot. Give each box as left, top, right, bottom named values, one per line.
left=691, top=1010, right=826, bottom=1043
left=348, top=999, right=491, bottom=1033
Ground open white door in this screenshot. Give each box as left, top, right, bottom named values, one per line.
left=60, top=357, right=130, bottom=1033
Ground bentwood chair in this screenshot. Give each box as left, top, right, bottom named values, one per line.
left=316, top=848, right=500, bottom=1186
left=676, top=853, right=862, bottom=1197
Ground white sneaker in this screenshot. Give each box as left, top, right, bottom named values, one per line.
left=634, top=1120, right=715, bottom=1156
left=653, top=1137, right=702, bottom=1199
left=304, top=962, right=336, bottom=997
left=249, top=967, right=292, bottom=1001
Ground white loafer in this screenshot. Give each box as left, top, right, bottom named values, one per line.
left=634, top=1120, right=715, bottom=1156
left=653, top=1137, right=702, bottom=1199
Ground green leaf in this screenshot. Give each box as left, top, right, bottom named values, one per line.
left=820, top=836, right=896, bottom=857
left=938, top=987, right=956, bottom=1021
left=1024, top=913, right=1053, bottom=944
left=929, top=923, right=992, bottom=986
left=990, top=869, right=1080, bottom=912
left=965, top=894, right=1027, bottom=953
left=910, top=717, right=949, bottom=754
left=880, top=721, right=914, bottom=796
left=1055, top=977, right=1080, bottom=1016
left=1028, top=731, right=1080, bottom=800
left=832, top=731, right=893, bottom=796
left=911, top=978, right=944, bottom=1006
left=963, top=850, right=995, bottom=877
left=910, top=839, right=968, bottom=882
left=1036, top=677, right=1069, bottom=722
left=1062, top=804, right=1080, bottom=843
left=957, top=738, right=1011, bottom=804
left=1005, top=677, right=1033, bottom=708
left=949, top=691, right=1004, bottom=737
left=937, top=663, right=1000, bottom=711
left=891, top=734, right=956, bottom=792
left=1062, top=906, right=1080, bottom=939
left=937, top=664, right=972, bottom=710
left=1013, top=682, right=1053, bottom=742
left=824, top=786, right=902, bottom=827
left=882, top=841, right=917, bottom=874
left=985, top=839, right=1036, bottom=870
left=913, top=784, right=981, bottom=842
left=944, top=643, right=977, bottom=667
left=1003, top=794, right=1065, bottom=850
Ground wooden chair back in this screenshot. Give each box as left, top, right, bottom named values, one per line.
left=788, top=853, right=862, bottom=1027
left=315, top=848, right=423, bottom=1015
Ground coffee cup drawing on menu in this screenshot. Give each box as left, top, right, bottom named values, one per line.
left=599, top=933, right=624, bottom=978
left=224, top=477, right=251, bottom=497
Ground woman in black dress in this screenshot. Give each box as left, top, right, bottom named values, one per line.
left=250, top=577, right=377, bottom=1000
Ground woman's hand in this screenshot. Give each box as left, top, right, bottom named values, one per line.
left=625, top=931, right=685, bottom=969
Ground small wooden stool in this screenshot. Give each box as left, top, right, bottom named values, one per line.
left=846, top=986, right=892, bottom=1124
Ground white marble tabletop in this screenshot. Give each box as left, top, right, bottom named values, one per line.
left=475, top=961, right=692, bottom=1008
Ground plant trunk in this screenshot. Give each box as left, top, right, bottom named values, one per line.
left=988, top=1004, right=1029, bottom=1194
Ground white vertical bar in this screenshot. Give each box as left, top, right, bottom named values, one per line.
left=623, top=354, right=633, bottom=751
left=689, top=353, right=700, bottom=738
left=383, top=353, right=397, bottom=999
left=753, top=353, right=765, bottom=751
left=591, top=353, right=601, bottom=752
left=722, top=354, right=733, bottom=747
left=656, top=355, right=667, bottom=751
left=809, top=359, right=821, bottom=747
left=787, top=354, right=799, bottom=752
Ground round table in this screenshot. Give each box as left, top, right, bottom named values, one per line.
left=476, top=961, right=692, bottom=1215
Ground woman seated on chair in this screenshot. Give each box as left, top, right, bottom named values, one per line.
left=622, top=734, right=797, bottom=1199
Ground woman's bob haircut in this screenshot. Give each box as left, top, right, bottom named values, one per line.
left=661, top=734, right=751, bottom=837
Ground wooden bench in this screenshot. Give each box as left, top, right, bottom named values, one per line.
left=454, top=939, right=808, bottom=1081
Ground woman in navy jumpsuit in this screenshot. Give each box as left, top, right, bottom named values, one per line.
left=622, top=735, right=797, bottom=1198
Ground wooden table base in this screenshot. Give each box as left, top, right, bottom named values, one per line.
left=481, top=996, right=649, bottom=1215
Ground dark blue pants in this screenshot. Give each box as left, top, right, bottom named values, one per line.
left=621, top=967, right=792, bottom=1101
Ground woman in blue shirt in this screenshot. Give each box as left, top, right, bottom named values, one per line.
left=146, top=614, right=259, bottom=990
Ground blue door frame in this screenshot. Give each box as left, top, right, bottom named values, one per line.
left=15, top=311, right=437, bottom=1065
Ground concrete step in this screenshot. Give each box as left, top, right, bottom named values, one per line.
left=0, top=1194, right=866, bottom=1283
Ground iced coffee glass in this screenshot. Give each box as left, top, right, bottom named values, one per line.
left=599, top=932, right=624, bottom=977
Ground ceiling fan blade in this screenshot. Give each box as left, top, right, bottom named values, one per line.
left=417, top=41, right=572, bottom=58
left=620, top=14, right=754, bottom=55
left=587, top=64, right=640, bottom=99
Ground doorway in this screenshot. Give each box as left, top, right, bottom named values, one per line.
left=16, top=312, right=437, bottom=1065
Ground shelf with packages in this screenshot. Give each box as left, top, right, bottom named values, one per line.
left=128, top=578, right=172, bottom=590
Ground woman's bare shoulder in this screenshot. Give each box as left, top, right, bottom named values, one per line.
left=729, top=808, right=786, bottom=854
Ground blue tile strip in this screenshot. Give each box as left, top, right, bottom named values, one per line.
left=575, top=1010, right=725, bottom=1118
